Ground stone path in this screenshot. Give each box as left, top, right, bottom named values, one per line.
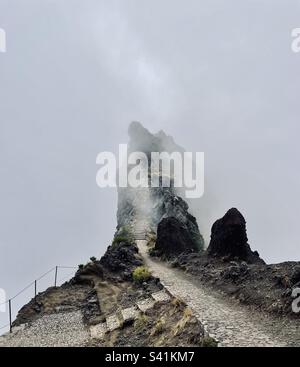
left=2, top=216, right=299, bottom=347
left=132, top=219, right=149, bottom=240
left=89, top=290, right=171, bottom=340
left=136, top=239, right=300, bottom=347
left=0, top=285, right=172, bottom=345
left=0, top=311, right=90, bottom=347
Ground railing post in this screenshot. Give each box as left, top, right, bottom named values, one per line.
left=34, top=280, right=37, bottom=302
left=9, top=300, right=12, bottom=333
left=54, top=266, right=58, bottom=287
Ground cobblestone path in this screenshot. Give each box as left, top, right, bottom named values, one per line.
left=0, top=311, right=90, bottom=347
left=136, top=239, right=300, bottom=347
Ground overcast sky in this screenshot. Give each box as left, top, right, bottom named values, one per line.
left=0, top=0, right=300, bottom=330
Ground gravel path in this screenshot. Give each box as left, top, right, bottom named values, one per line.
left=0, top=311, right=90, bottom=347
left=137, top=239, right=300, bottom=347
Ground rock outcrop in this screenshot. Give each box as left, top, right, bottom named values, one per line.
left=155, top=217, right=200, bottom=257
left=207, top=208, right=264, bottom=264
left=151, top=188, right=204, bottom=253
left=117, top=122, right=204, bottom=256
left=4, top=231, right=208, bottom=347
left=99, top=241, right=143, bottom=281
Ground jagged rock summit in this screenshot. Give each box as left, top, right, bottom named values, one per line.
left=118, top=122, right=205, bottom=256
left=128, top=121, right=184, bottom=155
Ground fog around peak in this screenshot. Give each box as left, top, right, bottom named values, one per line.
left=0, top=0, right=300, bottom=328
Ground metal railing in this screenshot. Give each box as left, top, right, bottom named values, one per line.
left=0, top=265, right=77, bottom=334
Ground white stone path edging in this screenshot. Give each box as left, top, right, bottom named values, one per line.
left=136, top=240, right=292, bottom=347
left=89, top=290, right=172, bottom=340
left=0, top=289, right=172, bottom=345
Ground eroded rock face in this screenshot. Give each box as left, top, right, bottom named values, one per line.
left=150, top=187, right=204, bottom=251
left=117, top=122, right=205, bottom=253
left=207, top=208, right=264, bottom=264
left=155, top=217, right=201, bottom=257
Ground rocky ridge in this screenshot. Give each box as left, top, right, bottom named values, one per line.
left=1, top=122, right=300, bottom=347
left=0, top=230, right=209, bottom=347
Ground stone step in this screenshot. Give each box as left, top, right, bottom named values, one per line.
left=151, top=290, right=171, bottom=303
left=121, top=307, right=140, bottom=324
left=90, top=322, right=107, bottom=340
left=106, top=314, right=122, bottom=332
left=137, top=298, right=155, bottom=313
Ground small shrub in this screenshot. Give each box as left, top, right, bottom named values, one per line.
left=201, top=336, right=218, bottom=347
left=183, top=307, right=193, bottom=318
left=115, top=226, right=134, bottom=242
left=90, top=256, right=97, bottom=262
left=112, top=236, right=131, bottom=247
left=78, top=264, right=84, bottom=269
left=134, top=314, right=148, bottom=330
left=171, top=298, right=183, bottom=309
left=152, top=318, right=166, bottom=336
left=148, top=247, right=157, bottom=257
left=112, top=226, right=135, bottom=247
left=146, top=231, right=157, bottom=248
left=132, top=266, right=151, bottom=283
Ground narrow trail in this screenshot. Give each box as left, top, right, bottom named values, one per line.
left=133, top=220, right=300, bottom=347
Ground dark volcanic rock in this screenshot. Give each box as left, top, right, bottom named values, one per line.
left=73, top=240, right=143, bottom=283
left=100, top=241, right=143, bottom=279
left=207, top=208, right=264, bottom=264
left=155, top=217, right=201, bottom=257
left=75, top=261, right=104, bottom=279
left=150, top=187, right=204, bottom=251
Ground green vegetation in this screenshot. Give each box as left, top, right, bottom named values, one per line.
left=134, top=314, right=149, bottom=330
left=148, top=247, right=157, bottom=257
left=171, top=297, right=183, bottom=309
left=90, top=256, right=97, bottom=262
left=146, top=231, right=157, bottom=248
left=112, top=236, right=130, bottom=246
left=132, top=266, right=151, bottom=283
left=201, top=336, right=218, bottom=347
left=112, top=225, right=134, bottom=247
left=152, top=318, right=166, bottom=336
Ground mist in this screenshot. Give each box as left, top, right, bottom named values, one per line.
left=1, top=0, right=300, bottom=332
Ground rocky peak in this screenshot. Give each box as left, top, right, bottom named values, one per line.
left=128, top=121, right=184, bottom=155
left=118, top=122, right=204, bottom=255
left=207, top=208, right=264, bottom=264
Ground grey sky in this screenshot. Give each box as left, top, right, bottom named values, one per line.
left=0, top=0, right=300, bottom=330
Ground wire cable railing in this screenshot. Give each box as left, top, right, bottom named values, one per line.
left=0, top=265, right=77, bottom=334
